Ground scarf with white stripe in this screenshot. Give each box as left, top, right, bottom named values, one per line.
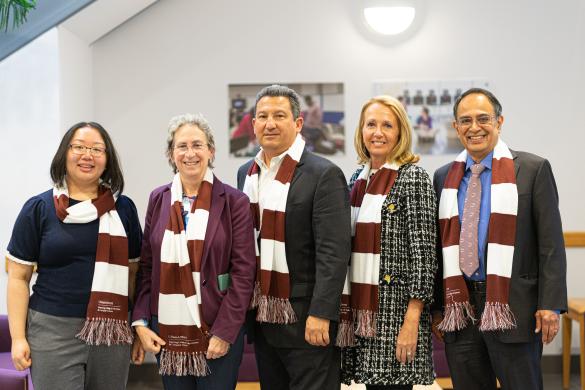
left=242, top=134, right=305, bottom=324
left=53, top=184, right=134, bottom=346
left=438, top=139, right=517, bottom=332
left=157, top=170, right=213, bottom=376
left=337, top=162, right=400, bottom=347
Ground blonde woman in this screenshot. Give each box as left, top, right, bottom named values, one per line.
left=340, top=96, right=437, bottom=389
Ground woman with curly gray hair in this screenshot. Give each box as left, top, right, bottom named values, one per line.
left=132, top=114, right=256, bottom=390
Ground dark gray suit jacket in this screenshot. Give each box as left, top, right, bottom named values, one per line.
left=237, top=149, right=351, bottom=348
left=433, top=150, right=567, bottom=343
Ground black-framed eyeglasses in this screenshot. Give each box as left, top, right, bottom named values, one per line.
left=69, top=144, right=106, bottom=157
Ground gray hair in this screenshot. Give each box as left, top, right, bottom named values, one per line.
left=254, top=84, right=301, bottom=119
left=166, top=113, right=216, bottom=172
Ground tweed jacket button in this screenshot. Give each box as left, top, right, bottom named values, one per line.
left=387, top=203, right=397, bottom=213
left=383, top=274, right=392, bottom=285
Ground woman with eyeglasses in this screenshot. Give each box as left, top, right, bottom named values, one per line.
left=132, top=113, right=256, bottom=390
left=339, top=96, right=437, bottom=390
left=6, top=122, right=143, bottom=390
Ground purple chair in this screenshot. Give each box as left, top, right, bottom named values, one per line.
left=237, top=334, right=259, bottom=382
left=432, top=333, right=450, bottom=377
left=0, top=315, right=33, bottom=390
left=0, top=368, right=29, bottom=390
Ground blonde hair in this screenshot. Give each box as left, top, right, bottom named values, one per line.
left=354, top=95, right=419, bottom=165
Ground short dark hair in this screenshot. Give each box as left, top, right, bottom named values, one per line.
left=254, top=84, right=301, bottom=119
left=50, top=122, right=125, bottom=194
left=453, top=87, right=503, bottom=118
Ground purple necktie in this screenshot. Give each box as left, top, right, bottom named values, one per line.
left=459, top=163, right=486, bottom=277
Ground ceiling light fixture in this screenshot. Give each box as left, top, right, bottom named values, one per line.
left=363, top=6, right=415, bottom=35
left=353, top=0, right=426, bottom=46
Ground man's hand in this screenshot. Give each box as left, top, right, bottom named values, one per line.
left=431, top=312, right=444, bottom=342
left=206, top=336, right=230, bottom=359
left=535, top=309, right=560, bottom=345
left=131, top=337, right=145, bottom=365
left=135, top=325, right=166, bottom=354
left=305, top=315, right=330, bottom=346
left=11, top=338, right=32, bottom=370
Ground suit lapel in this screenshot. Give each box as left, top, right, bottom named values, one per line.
left=160, top=186, right=172, bottom=233
left=511, top=149, right=520, bottom=177
left=289, top=148, right=307, bottom=189
left=201, top=176, right=225, bottom=270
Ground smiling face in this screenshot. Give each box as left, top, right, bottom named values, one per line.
left=172, top=124, right=214, bottom=182
left=253, top=96, right=303, bottom=161
left=65, top=126, right=107, bottom=189
left=361, top=102, right=400, bottom=168
left=454, top=93, right=504, bottom=162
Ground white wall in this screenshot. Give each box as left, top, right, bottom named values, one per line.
left=2, top=0, right=584, bottom=356
left=0, top=29, right=60, bottom=315
left=91, top=0, right=585, bottom=229
left=89, top=0, right=585, bottom=355
left=58, top=26, right=94, bottom=131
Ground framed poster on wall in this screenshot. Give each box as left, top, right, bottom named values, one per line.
left=228, top=82, right=345, bottom=158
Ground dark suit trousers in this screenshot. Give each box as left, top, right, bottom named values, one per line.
left=151, top=317, right=245, bottom=390
left=254, top=323, right=340, bottom=390
left=445, top=283, right=543, bottom=390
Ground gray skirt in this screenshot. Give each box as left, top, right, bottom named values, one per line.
left=26, top=309, right=131, bottom=390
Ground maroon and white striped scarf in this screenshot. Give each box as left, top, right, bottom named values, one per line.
left=53, top=184, right=135, bottom=346
left=438, top=139, right=517, bottom=332
left=337, top=162, right=400, bottom=347
left=242, top=134, right=305, bottom=324
left=157, top=170, right=214, bottom=376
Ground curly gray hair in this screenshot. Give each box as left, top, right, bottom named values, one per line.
left=166, top=113, right=216, bottom=172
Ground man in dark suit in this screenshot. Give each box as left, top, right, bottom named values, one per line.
left=432, top=88, right=567, bottom=390
left=237, top=85, right=351, bottom=390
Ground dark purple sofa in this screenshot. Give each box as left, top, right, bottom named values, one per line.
left=237, top=334, right=259, bottom=382
left=432, top=333, right=450, bottom=379
left=0, top=314, right=33, bottom=390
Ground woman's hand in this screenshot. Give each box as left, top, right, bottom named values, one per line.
left=131, top=337, right=145, bottom=364
left=135, top=325, right=166, bottom=354
left=206, top=335, right=230, bottom=359
left=11, top=337, right=32, bottom=370
left=395, top=298, right=424, bottom=364
left=396, top=318, right=419, bottom=364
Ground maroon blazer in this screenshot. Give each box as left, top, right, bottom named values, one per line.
left=132, top=176, right=256, bottom=344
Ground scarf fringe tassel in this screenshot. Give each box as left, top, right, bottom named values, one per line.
left=479, top=302, right=516, bottom=331
left=437, top=302, right=476, bottom=332
left=250, top=281, right=262, bottom=309
left=255, top=295, right=297, bottom=324
left=335, top=320, right=356, bottom=347
left=159, top=349, right=210, bottom=377
left=76, top=318, right=133, bottom=346
left=354, top=309, right=377, bottom=338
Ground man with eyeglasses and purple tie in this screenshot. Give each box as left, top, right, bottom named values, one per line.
left=431, top=88, right=567, bottom=390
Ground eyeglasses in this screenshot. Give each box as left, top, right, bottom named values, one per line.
left=455, top=114, right=497, bottom=129
left=69, top=144, right=106, bottom=157
left=174, top=143, right=208, bottom=154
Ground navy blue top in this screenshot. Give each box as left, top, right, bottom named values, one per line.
left=7, top=189, right=142, bottom=318
left=457, top=152, right=493, bottom=281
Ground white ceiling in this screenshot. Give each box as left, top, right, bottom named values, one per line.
left=61, top=0, right=158, bottom=44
